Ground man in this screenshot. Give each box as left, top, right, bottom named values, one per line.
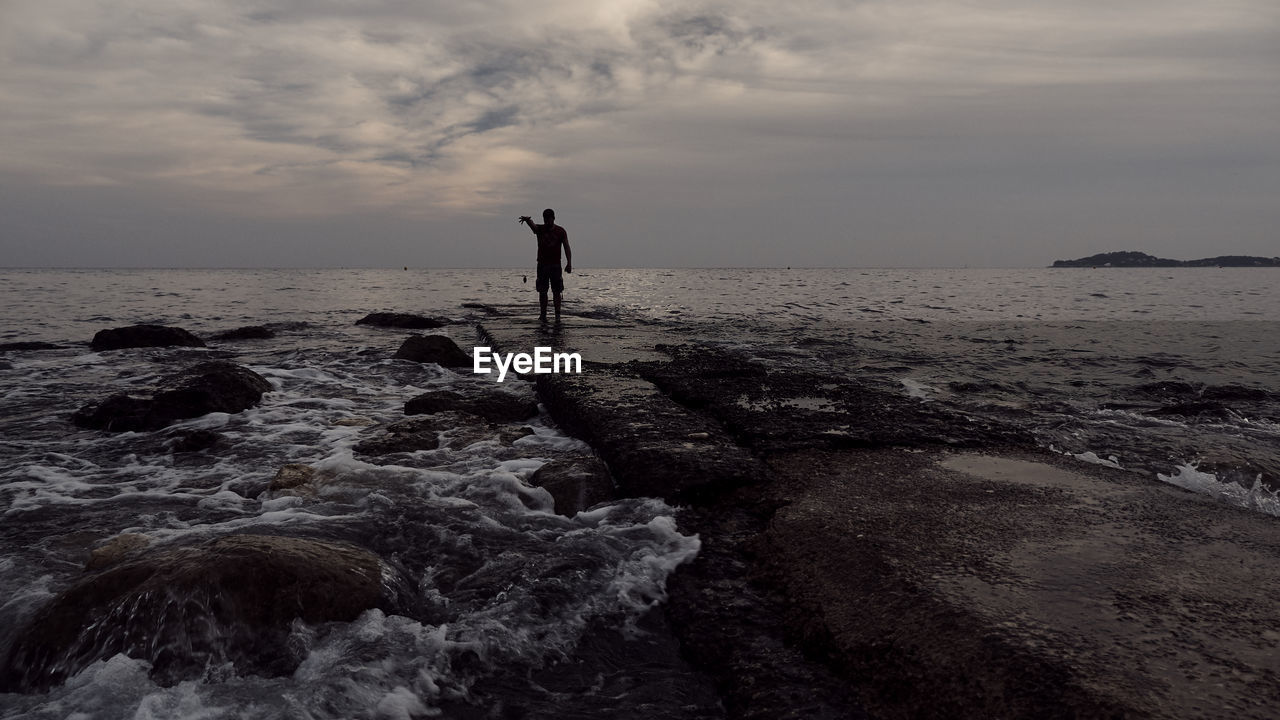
left=517, top=208, right=572, bottom=322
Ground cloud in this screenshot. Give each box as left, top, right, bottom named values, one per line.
left=1, top=0, right=1276, bottom=266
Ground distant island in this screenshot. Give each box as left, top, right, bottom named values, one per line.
left=1052, top=251, right=1280, bottom=268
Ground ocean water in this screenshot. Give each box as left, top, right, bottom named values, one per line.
left=1, top=267, right=1277, bottom=718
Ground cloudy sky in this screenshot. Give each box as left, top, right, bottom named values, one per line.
left=2, top=0, right=1277, bottom=268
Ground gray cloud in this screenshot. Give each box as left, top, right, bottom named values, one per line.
left=0, top=0, right=1276, bottom=267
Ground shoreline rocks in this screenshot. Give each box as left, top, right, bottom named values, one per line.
left=529, top=456, right=615, bottom=516
left=0, top=534, right=413, bottom=691
left=73, top=360, right=272, bottom=432
left=474, top=316, right=1280, bottom=719
left=393, top=334, right=471, bottom=367
left=404, top=389, right=538, bottom=424
left=211, top=325, right=274, bottom=341
left=90, top=324, right=204, bottom=352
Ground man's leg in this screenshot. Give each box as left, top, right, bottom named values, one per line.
left=553, top=291, right=562, bottom=318
left=539, top=292, right=549, bottom=321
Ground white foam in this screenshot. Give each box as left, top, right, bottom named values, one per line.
left=1073, top=451, right=1123, bottom=469
left=375, top=686, right=435, bottom=720
left=1158, top=463, right=1280, bottom=517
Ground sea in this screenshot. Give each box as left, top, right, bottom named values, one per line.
left=0, top=267, right=1277, bottom=719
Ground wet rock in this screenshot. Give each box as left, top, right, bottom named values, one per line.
left=354, top=416, right=449, bottom=456
left=640, top=345, right=1033, bottom=454
left=270, top=464, right=316, bottom=490
left=211, top=325, right=274, bottom=341
left=331, top=416, right=377, bottom=427
left=393, top=334, right=471, bottom=367
left=86, top=533, right=151, bottom=571
left=461, top=302, right=500, bottom=315
left=758, top=448, right=1280, bottom=719
left=73, top=360, right=272, bottom=432
left=0, top=534, right=413, bottom=691
left=530, top=456, right=615, bottom=516
left=0, top=341, right=60, bottom=352
left=166, top=429, right=222, bottom=453
left=500, top=426, right=536, bottom=444
left=90, top=324, right=205, bottom=352
left=443, top=423, right=535, bottom=450
left=356, top=312, right=448, bottom=329
left=535, top=372, right=763, bottom=502
left=405, top=389, right=538, bottom=424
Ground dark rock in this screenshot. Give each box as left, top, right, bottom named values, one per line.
left=86, top=533, right=150, bottom=571
left=405, top=390, right=538, bottom=424
left=443, top=422, right=535, bottom=449
left=499, top=426, right=537, bottom=444
left=0, top=534, right=413, bottom=691
left=270, top=464, right=316, bottom=490
left=461, top=302, right=501, bottom=315
left=640, top=345, right=1033, bottom=454
left=354, top=416, right=443, bottom=456
left=535, top=372, right=764, bottom=502
left=166, top=429, right=222, bottom=453
left=393, top=334, right=471, bottom=367
left=356, top=312, right=448, bottom=329
left=73, top=361, right=272, bottom=432
left=757, top=448, right=1280, bottom=719
left=354, top=433, right=441, bottom=456
left=90, top=324, right=205, bottom=351
left=211, top=325, right=274, bottom=341
left=530, top=456, right=615, bottom=515
left=0, top=341, right=60, bottom=352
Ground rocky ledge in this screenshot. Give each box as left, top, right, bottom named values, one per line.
left=477, top=313, right=1280, bottom=720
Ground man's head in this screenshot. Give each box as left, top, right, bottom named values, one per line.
left=543, top=208, right=555, bottom=223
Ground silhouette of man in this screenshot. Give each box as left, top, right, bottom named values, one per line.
left=517, top=209, right=572, bottom=322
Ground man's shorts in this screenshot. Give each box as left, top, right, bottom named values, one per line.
left=536, top=263, right=564, bottom=294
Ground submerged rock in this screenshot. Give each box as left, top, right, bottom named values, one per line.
left=90, top=324, right=205, bottom=352
left=270, top=463, right=316, bottom=490
left=356, top=312, right=448, bottom=329
left=530, top=456, right=615, bottom=516
left=354, top=415, right=447, bottom=456
left=211, top=325, right=274, bottom=341
left=0, top=534, right=413, bottom=691
left=393, top=334, right=471, bottom=367
left=73, top=360, right=272, bottom=432
left=405, top=389, right=538, bottom=424
left=86, top=533, right=151, bottom=571
left=165, top=428, right=223, bottom=453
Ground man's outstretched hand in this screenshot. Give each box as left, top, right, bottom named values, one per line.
left=518, top=215, right=533, bottom=225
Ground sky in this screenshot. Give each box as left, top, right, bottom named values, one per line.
left=1, top=0, right=1277, bottom=268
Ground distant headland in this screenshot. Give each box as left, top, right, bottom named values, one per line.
left=1052, top=251, right=1280, bottom=268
